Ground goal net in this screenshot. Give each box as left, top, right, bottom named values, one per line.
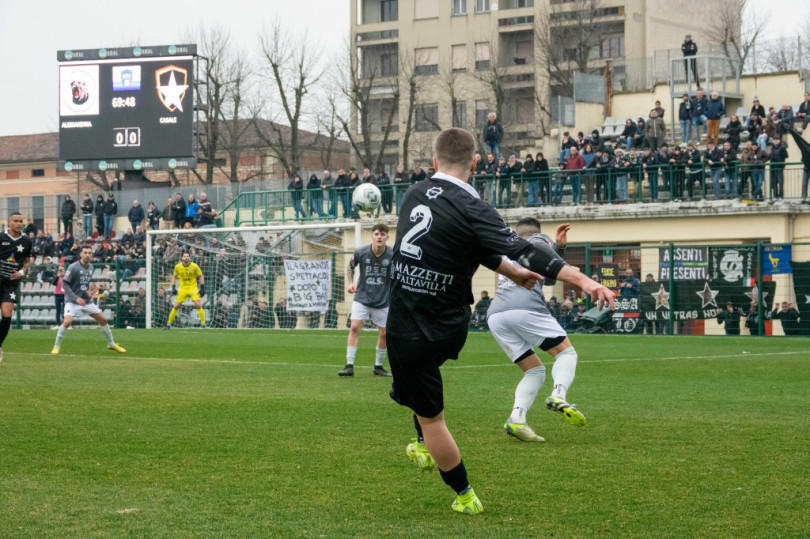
left=146, top=223, right=361, bottom=329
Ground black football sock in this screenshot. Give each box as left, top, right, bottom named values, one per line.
left=413, top=414, right=424, bottom=443
left=0, top=316, right=11, bottom=348
left=439, top=460, right=471, bottom=495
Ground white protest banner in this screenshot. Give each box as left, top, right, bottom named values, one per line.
left=283, top=259, right=332, bottom=312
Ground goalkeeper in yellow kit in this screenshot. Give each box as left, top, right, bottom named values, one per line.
left=165, top=252, right=206, bottom=329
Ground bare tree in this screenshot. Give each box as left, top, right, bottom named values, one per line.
left=467, top=35, right=507, bottom=122
left=706, top=0, right=769, bottom=76
left=313, top=88, right=345, bottom=172
left=399, top=52, right=421, bottom=171
left=761, top=37, right=800, bottom=73
left=253, top=19, right=322, bottom=179
left=83, top=171, right=121, bottom=192
left=535, top=0, right=608, bottom=97
left=330, top=40, right=399, bottom=172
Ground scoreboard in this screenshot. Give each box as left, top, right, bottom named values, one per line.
left=57, top=44, right=198, bottom=173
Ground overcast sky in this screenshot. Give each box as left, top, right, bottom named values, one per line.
left=0, top=0, right=807, bottom=138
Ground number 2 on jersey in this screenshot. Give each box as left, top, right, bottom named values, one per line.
left=400, top=204, right=433, bottom=260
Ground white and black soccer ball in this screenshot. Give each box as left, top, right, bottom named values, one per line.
left=352, top=183, right=382, bottom=213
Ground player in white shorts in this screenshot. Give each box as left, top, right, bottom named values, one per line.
left=487, top=217, right=599, bottom=442
left=51, top=245, right=125, bottom=355
left=339, top=223, right=393, bottom=377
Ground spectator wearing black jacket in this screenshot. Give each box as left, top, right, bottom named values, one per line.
left=307, top=174, right=326, bottom=217
left=103, top=194, right=118, bottom=238
left=147, top=202, right=160, bottom=230
left=80, top=194, right=93, bottom=234
left=769, top=137, right=788, bottom=199
left=797, top=92, right=810, bottom=129
left=374, top=170, right=391, bottom=216
left=197, top=194, right=216, bottom=228
left=720, top=141, right=739, bottom=199
left=589, top=129, right=604, bottom=151
left=617, top=119, right=636, bottom=150
left=678, top=93, right=692, bottom=144
left=690, top=90, right=708, bottom=144
left=24, top=218, right=38, bottom=237
left=641, top=147, right=661, bottom=202
left=717, top=302, right=741, bottom=335
left=494, top=156, right=511, bottom=207
left=726, top=114, right=742, bottom=151
left=128, top=200, right=145, bottom=235
left=684, top=143, right=703, bottom=199
left=747, top=113, right=763, bottom=143
left=482, top=112, right=504, bottom=158
left=771, top=302, right=800, bottom=335
left=93, top=194, right=105, bottom=236
left=334, top=169, right=352, bottom=217
left=745, top=302, right=760, bottom=335
left=704, top=142, right=724, bottom=199
left=171, top=193, right=186, bottom=229
left=409, top=165, right=426, bottom=185
left=750, top=98, right=765, bottom=119
left=534, top=152, right=550, bottom=205
left=61, top=195, right=76, bottom=235
left=681, top=34, right=698, bottom=84
left=288, top=175, right=305, bottom=219
left=592, top=149, right=612, bottom=203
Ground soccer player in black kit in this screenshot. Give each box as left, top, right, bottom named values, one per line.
left=386, top=128, right=615, bottom=514
left=0, top=212, right=33, bottom=363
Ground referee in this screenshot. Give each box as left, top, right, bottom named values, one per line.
left=386, top=128, right=615, bottom=514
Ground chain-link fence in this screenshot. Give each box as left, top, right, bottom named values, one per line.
left=545, top=242, right=810, bottom=337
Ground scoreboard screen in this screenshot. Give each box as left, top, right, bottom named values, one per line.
left=57, top=44, right=197, bottom=173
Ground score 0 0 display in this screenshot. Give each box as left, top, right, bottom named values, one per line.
left=57, top=45, right=197, bottom=172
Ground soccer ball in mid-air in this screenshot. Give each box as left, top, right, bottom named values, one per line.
left=352, top=183, right=382, bottom=213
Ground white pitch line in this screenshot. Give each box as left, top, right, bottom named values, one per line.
left=9, top=349, right=808, bottom=369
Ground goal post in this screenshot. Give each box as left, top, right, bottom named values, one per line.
left=146, top=223, right=362, bottom=329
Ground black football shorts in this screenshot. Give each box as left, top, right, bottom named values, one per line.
left=0, top=281, right=21, bottom=305
left=387, top=326, right=468, bottom=418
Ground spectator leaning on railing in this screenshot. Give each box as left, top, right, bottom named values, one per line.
left=534, top=152, right=550, bottom=205
left=721, top=141, right=739, bottom=199
left=678, top=93, right=692, bottom=144
left=565, top=146, right=586, bottom=205
left=769, top=136, right=788, bottom=200
left=704, top=142, right=724, bottom=199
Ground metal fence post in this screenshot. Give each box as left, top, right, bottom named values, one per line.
left=757, top=240, right=764, bottom=337
left=668, top=242, right=675, bottom=335
left=584, top=242, right=592, bottom=310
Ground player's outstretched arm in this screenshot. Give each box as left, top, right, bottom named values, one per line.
left=557, top=265, right=616, bottom=311
left=495, top=258, right=541, bottom=290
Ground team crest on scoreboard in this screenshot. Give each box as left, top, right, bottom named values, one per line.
left=155, top=65, right=189, bottom=112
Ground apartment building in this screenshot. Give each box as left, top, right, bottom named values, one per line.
left=350, top=0, right=713, bottom=168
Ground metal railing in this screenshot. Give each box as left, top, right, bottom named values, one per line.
left=218, top=162, right=809, bottom=226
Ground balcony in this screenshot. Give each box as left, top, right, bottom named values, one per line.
left=356, top=29, right=399, bottom=45
left=498, top=15, right=535, bottom=30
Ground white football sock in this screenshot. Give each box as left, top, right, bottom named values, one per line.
left=54, top=326, right=67, bottom=348
left=510, top=365, right=546, bottom=424
left=101, top=324, right=115, bottom=346
left=346, top=346, right=357, bottom=366
left=551, top=347, right=578, bottom=400
left=375, top=347, right=386, bottom=367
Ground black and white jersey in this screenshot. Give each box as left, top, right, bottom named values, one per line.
left=63, top=260, right=94, bottom=303
left=387, top=172, right=567, bottom=341
left=0, top=230, right=32, bottom=282
left=350, top=244, right=393, bottom=308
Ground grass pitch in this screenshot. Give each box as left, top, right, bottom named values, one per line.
left=1, top=329, right=808, bottom=537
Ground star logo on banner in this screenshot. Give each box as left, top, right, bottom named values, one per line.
left=17, top=245, right=24, bottom=252
left=651, top=284, right=669, bottom=309
left=805, top=295, right=810, bottom=304
left=155, top=66, right=188, bottom=112
left=696, top=282, right=719, bottom=308
left=744, top=285, right=769, bottom=304
left=9, top=292, right=16, bottom=300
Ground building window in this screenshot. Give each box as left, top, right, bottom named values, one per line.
left=517, top=0, right=534, bottom=6
left=32, top=195, right=45, bottom=231
left=475, top=42, right=491, bottom=71
left=475, top=100, right=491, bottom=130
left=452, top=0, right=467, bottom=15
left=415, top=47, right=439, bottom=76
left=415, top=104, right=440, bottom=132
left=213, top=158, right=227, bottom=166
left=6, top=170, right=19, bottom=180
left=7, top=196, right=19, bottom=215
left=452, top=101, right=467, bottom=128
left=451, top=44, right=467, bottom=71
left=380, top=52, right=398, bottom=76
left=32, top=169, right=45, bottom=177
left=414, top=0, right=439, bottom=19
left=515, top=40, right=533, bottom=64
left=600, top=34, right=625, bottom=59
left=475, top=0, right=490, bottom=12
left=380, top=0, right=398, bottom=21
